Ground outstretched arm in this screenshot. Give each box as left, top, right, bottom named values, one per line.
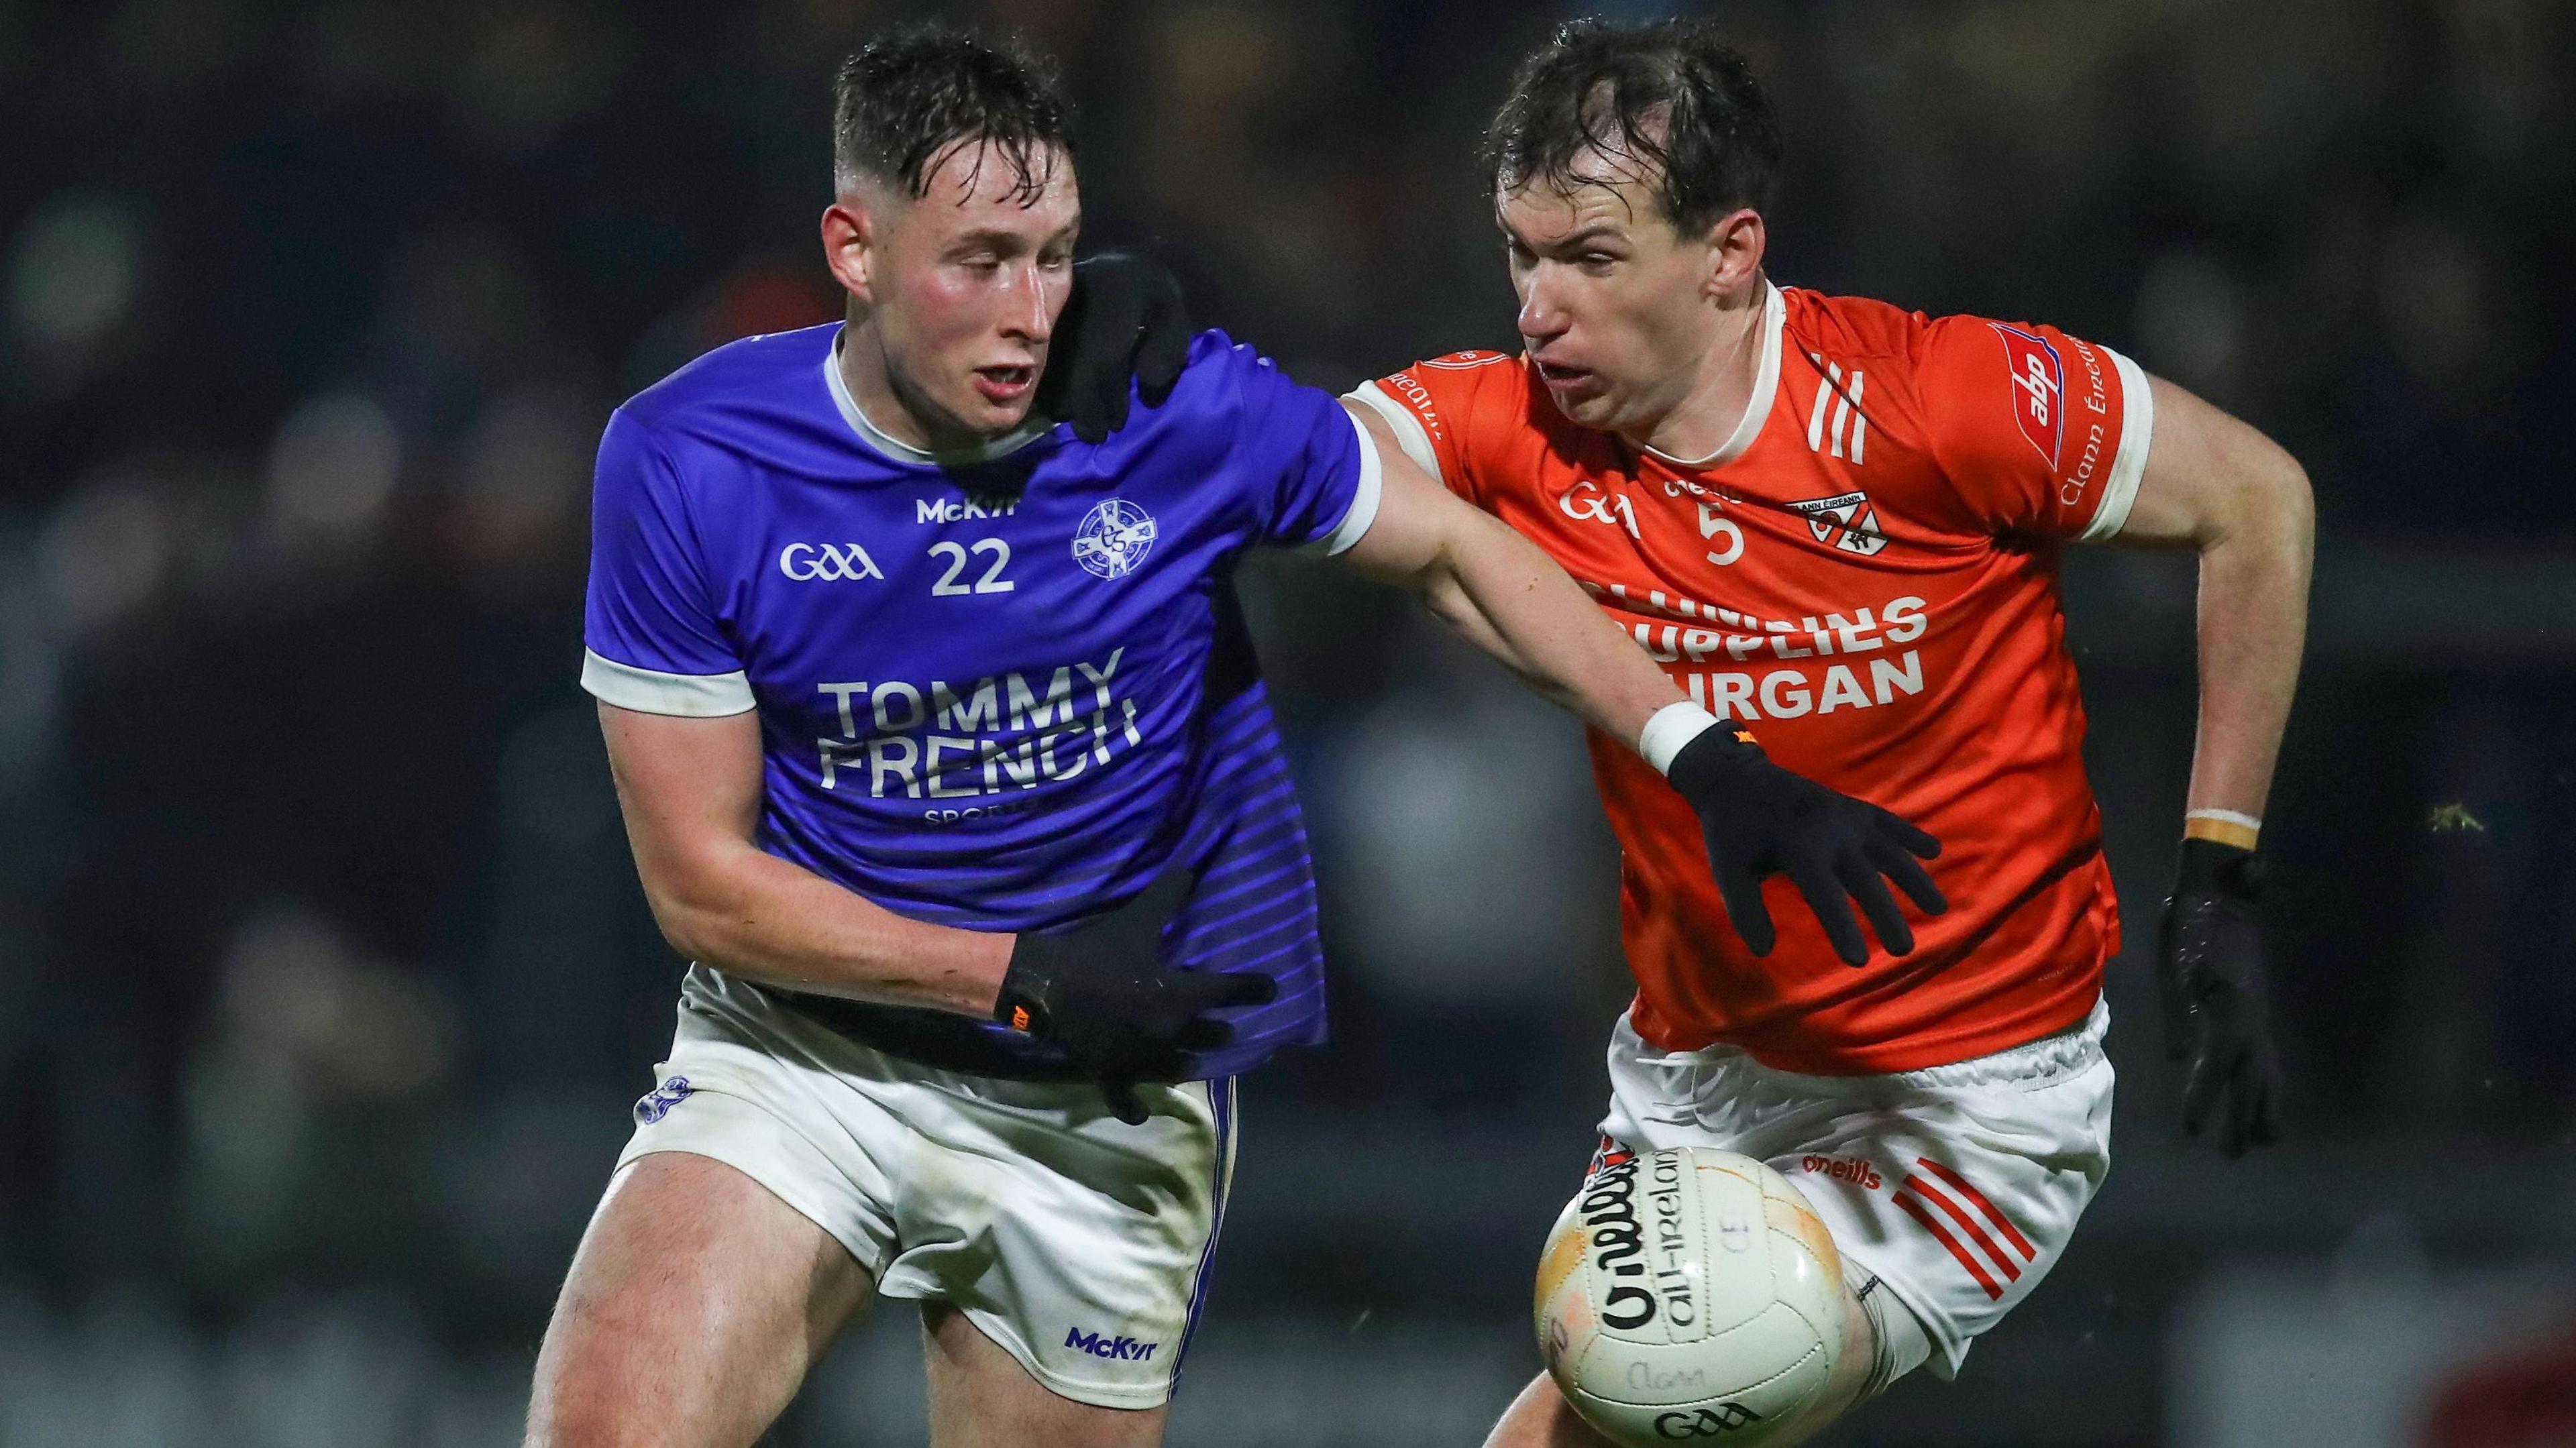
left=1334, top=401, right=1684, bottom=747
left=1332, top=402, right=1946, bottom=965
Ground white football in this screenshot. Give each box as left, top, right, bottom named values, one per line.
left=1534, top=1147, right=1843, bottom=1445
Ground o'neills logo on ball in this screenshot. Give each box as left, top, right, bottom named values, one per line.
left=1645, top=1152, right=1701, bottom=1329
left=1576, top=1158, right=1657, bottom=1330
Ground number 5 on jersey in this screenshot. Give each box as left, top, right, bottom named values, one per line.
left=1699, top=501, right=1744, bottom=567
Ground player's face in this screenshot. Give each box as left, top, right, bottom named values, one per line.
left=848, top=141, right=1079, bottom=441
left=1498, top=168, right=1729, bottom=438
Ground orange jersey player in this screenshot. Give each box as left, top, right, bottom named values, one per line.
left=1346, top=17, right=2312, bottom=1447
left=1354, top=290, right=2139, bottom=1076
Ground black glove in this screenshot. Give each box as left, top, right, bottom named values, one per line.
left=1666, top=722, right=1947, bottom=966
left=1036, top=252, right=1193, bottom=444
left=996, top=863, right=1275, bottom=1123
left=2157, top=838, right=2283, bottom=1157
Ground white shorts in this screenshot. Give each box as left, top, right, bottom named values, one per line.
left=616, top=966, right=1238, bottom=1410
left=1596, top=997, right=2112, bottom=1383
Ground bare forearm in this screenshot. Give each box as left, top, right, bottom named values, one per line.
left=643, top=845, right=1012, bottom=1015
left=2186, top=466, right=2312, bottom=827
left=597, top=702, right=1010, bottom=1015
left=1421, top=512, right=1685, bottom=746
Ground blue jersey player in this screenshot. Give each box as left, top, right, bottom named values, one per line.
left=527, top=26, right=1935, bottom=1448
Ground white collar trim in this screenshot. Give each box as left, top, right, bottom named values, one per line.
left=1644, top=281, right=1785, bottom=469
left=824, top=328, right=1051, bottom=467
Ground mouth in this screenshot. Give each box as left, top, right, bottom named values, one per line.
left=1533, top=358, right=1599, bottom=395
left=972, top=364, right=1037, bottom=405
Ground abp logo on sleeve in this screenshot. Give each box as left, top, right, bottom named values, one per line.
left=1990, top=323, right=2065, bottom=469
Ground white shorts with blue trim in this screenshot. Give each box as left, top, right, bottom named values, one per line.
left=617, top=965, right=1238, bottom=1410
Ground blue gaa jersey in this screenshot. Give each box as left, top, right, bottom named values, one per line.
left=582, top=325, right=1380, bottom=1081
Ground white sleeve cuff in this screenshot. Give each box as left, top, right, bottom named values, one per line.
left=1298, top=408, right=1385, bottom=557
left=1344, top=381, right=1444, bottom=484
left=2079, top=347, right=2155, bottom=543
left=1638, top=702, right=1723, bottom=776
left=582, top=649, right=757, bottom=716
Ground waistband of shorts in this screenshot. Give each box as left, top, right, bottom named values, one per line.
left=1629, top=996, right=2109, bottom=1095
left=757, top=985, right=1097, bottom=1084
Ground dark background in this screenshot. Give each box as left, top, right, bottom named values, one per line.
left=1, top=1, right=2571, bottom=1444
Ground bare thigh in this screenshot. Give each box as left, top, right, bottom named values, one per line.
left=922, top=1302, right=1169, bottom=1448
left=525, top=1151, right=874, bottom=1448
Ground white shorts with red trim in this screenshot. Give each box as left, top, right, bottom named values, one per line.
left=616, top=966, right=1238, bottom=1410
left=1597, top=997, right=2112, bottom=1382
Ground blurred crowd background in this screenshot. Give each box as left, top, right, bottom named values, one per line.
left=2, top=0, right=2572, bottom=1445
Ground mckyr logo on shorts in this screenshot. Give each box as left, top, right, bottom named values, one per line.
left=1065, top=1327, right=1159, bottom=1362
left=633, top=1076, right=694, bottom=1124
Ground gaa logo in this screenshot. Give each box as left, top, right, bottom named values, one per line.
left=1072, top=498, right=1157, bottom=579
left=1654, top=1404, right=1764, bottom=1439
left=777, top=542, right=885, bottom=581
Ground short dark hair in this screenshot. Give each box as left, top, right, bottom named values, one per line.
left=1481, top=17, right=1782, bottom=233
left=831, top=25, right=1072, bottom=206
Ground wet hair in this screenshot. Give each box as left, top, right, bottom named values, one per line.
left=1481, top=17, right=1782, bottom=231
left=830, top=23, right=1071, bottom=206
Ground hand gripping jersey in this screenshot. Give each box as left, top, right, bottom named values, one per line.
left=1352, top=284, right=2153, bottom=1073
left=584, top=326, right=1380, bottom=1080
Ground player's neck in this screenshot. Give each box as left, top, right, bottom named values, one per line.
left=1630, top=281, right=1770, bottom=464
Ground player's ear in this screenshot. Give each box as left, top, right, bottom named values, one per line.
left=821, top=194, right=878, bottom=304
left=1701, top=207, right=1766, bottom=300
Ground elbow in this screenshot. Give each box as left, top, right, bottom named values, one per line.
left=642, top=889, right=717, bottom=966
left=2261, top=446, right=2316, bottom=563
left=636, top=859, right=742, bottom=967
left=1417, top=559, right=1486, bottom=638
left=2206, top=441, right=2314, bottom=563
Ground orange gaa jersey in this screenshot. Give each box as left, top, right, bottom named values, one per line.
left=1350, top=283, right=2155, bottom=1073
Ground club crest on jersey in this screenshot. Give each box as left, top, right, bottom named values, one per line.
left=1991, top=323, right=2065, bottom=468
left=1786, top=492, right=1890, bottom=556
left=1072, top=498, right=1158, bottom=579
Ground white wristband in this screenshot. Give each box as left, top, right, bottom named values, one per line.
left=1639, top=701, right=1723, bottom=777
left=2185, top=808, right=2263, bottom=832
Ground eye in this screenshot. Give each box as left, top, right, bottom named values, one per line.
left=1578, top=252, right=1620, bottom=273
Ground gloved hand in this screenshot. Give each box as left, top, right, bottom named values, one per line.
left=2157, top=838, right=2283, bottom=1157
left=996, top=862, right=1275, bottom=1123
left=1036, top=252, right=1193, bottom=444
left=1666, top=722, right=1947, bottom=966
